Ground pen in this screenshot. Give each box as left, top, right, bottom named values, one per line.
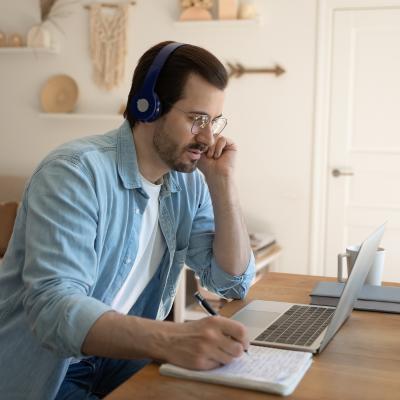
left=194, top=291, right=218, bottom=315
left=193, top=291, right=249, bottom=355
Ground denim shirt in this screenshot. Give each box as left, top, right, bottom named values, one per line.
left=0, top=120, right=255, bottom=399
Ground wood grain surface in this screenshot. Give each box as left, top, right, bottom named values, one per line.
left=105, top=273, right=400, bottom=400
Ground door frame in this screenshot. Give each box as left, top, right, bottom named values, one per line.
left=309, top=0, right=400, bottom=276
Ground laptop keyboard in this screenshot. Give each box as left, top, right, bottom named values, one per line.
left=255, top=305, right=335, bottom=347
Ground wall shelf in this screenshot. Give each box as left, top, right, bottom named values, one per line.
left=174, top=17, right=262, bottom=28
left=39, top=113, right=124, bottom=121
left=0, top=46, right=59, bottom=54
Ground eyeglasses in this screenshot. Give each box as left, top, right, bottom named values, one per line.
left=171, top=105, right=227, bottom=137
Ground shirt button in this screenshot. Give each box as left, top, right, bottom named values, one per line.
left=124, top=257, right=131, bottom=264
left=135, top=209, right=140, bottom=214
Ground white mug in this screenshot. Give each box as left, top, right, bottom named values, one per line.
left=337, top=245, right=385, bottom=286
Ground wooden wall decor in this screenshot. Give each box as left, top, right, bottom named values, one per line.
left=227, top=62, right=286, bottom=78
left=84, top=1, right=136, bottom=9
left=86, top=2, right=133, bottom=90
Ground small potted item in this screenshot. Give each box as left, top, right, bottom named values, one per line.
left=8, top=33, right=24, bottom=47
left=27, top=25, right=51, bottom=48
left=218, top=0, right=237, bottom=19
left=0, top=31, right=6, bottom=47
left=238, top=1, right=257, bottom=19
left=179, top=0, right=213, bottom=21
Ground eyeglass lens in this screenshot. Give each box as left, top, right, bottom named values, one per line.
left=192, top=116, right=227, bottom=136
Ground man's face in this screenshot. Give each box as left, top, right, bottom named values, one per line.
left=153, top=73, right=225, bottom=173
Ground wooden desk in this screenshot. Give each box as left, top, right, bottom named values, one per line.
left=105, top=273, right=400, bottom=400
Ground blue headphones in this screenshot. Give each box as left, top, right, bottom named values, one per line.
left=130, top=42, right=185, bottom=122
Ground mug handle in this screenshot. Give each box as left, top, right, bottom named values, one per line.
left=338, top=253, right=348, bottom=283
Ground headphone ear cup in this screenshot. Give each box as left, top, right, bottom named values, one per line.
left=129, top=42, right=184, bottom=123
left=130, top=91, right=161, bottom=122
left=147, top=93, right=161, bottom=122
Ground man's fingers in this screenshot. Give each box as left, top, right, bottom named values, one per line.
left=202, top=339, right=243, bottom=367
left=218, top=334, right=246, bottom=358
left=212, top=136, right=227, bottom=158
left=163, top=316, right=249, bottom=371
left=207, top=143, right=216, bottom=158
left=195, top=357, right=224, bottom=370
left=206, top=136, right=230, bottom=159
left=216, top=316, right=250, bottom=351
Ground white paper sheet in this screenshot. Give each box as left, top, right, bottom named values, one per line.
left=160, top=345, right=313, bottom=395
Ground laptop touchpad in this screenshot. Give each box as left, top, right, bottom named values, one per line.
left=232, top=310, right=281, bottom=328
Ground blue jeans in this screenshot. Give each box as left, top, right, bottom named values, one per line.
left=55, top=357, right=151, bottom=399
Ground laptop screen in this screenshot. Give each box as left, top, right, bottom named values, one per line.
left=319, top=224, right=385, bottom=352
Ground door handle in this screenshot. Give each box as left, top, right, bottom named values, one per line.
left=332, top=168, right=354, bottom=178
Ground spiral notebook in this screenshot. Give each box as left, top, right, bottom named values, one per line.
left=159, top=345, right=312, bottom=396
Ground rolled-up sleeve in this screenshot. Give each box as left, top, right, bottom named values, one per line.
left=22, top=158, right=112, bottom=358
left=207, top=253, right=255, bottom=299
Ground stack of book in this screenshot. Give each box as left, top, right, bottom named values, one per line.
left=249, top=232, right=276, bottom=258
left=310, top=281, right=400, bottom=313
left=249, top=232, right=281, bottom=281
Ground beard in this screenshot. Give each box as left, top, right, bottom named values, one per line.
left=153, top=122, right=207, bottom=173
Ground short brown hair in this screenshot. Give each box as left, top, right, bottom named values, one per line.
left=124, top=41, right=228, bottom=127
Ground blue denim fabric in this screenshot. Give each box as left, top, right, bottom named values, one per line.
left=56, top=259, right=163, bottom=400
left=0, top=120, right=255, bottom=399
left=55, top=357, right=151, bottom=400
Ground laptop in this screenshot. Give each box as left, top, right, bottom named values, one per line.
left=232, top=224, right=385, bottom=354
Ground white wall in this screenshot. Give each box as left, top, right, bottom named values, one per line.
left=0, top=0, right=317, bottom=275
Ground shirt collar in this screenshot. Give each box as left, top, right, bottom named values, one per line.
left=117, top=120, right=181, bottom=193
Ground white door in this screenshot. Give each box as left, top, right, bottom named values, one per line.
left=324, top=5, right=400, bottom=282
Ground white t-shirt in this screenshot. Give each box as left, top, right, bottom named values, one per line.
left=111, top=175, right=166, bottom=314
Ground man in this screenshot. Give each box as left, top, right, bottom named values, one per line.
left=0, top=41, right=255, bottom=399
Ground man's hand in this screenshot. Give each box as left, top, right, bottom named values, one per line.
left=197, top=136, right=237, bottom=179
left=160, top=316, right=249, bottom=370
left=82, top=311, right=249, bottom=370
left=82, top=311, right=249, bottom=371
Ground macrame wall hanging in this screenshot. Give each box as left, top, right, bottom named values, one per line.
left=88, top=3, right=129, bottom=90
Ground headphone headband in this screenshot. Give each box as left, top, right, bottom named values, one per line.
left=130, top=42, right=185, bottom=122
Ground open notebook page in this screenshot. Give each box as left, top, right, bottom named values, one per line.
left=160, top=345, right=312, bottom=396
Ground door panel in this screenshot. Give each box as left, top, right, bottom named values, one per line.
left=325, top=7, right=400, bottom=282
